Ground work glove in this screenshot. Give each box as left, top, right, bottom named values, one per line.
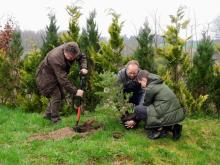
left=76, top=89, right=84, bottom=97
left=124, top=120, right=136, bottom=128
left=120, top=111, right=138, bottom=129
left=80, top=68, right=88, bottom=75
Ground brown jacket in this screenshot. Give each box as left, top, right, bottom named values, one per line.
left=36, top=44, right=87, bottom=97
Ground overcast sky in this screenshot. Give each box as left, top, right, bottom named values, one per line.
left=0, top=0, right=219, bottom=38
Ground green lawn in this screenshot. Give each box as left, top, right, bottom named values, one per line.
left=0, top=106, right=220, bottom=165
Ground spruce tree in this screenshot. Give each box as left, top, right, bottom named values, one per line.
left=209, top=69, right=220, bottom=114
left=79, top=10, right=100, bottom=53
left=134, top=21, right=155, bottom=72
left=188, top=33, right=215, bottom=97
left=78, top=10, right=101, bottom=110
left=41, top=13, right=59, bottom=57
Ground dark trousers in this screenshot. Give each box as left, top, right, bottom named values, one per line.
left=134, top=105, right=178, bottom=132
left=45, top=86, right=64, bottom=118
left=134, top=105, right=148, bottom=121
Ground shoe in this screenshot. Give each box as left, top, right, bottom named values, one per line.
left=147, top=128, right=168, bottom=140
left=159, top=129, right=168, bottom=138
left=51, top=117, right=61, bottom=123
left=148, top=130, right=161, bottom=139
left=172, top=124, right=182, bottom=140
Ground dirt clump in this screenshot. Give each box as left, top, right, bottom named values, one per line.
left=73, top=120, right=101, bottom=133
left=28, top=120, right=102, bottom=141
left=112, top=132, right=124, bottom=139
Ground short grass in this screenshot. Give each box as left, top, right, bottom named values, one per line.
left=0, top=106, right=220, bottom=165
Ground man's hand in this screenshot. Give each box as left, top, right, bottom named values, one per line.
left=124, top=120, right=136, bottom=129
left=76, top=89, right=84, bottom=97
left=80, top=68, right=88, bottom=75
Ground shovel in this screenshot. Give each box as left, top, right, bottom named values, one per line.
left=74, top=75, right=86, bottom=131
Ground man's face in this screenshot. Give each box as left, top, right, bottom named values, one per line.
left=126, top=64, right=139, bottom=79
left=138, top=77, right=147, bottom=88
left=64, top=51, right=76, bottom=61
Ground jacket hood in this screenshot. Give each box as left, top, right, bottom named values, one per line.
left=147, top=73, right=163, bottom=85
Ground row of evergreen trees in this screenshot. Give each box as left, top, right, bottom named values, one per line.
left=0, top=6, right=219, bottom=115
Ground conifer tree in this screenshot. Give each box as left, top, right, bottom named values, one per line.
left=0, top=50, right=11, bottom=104
left=158, top=7, right=207, bottom=113
left=60, top=5, right=81, bottom=43
left=88, top=10, right=124, bottom=73
left=188, top=33, right=215, bottom=97
left=134, top=21, right=155, bottom=72
left=209, top=67, right=220, bottom=113
left=41, top=13, right=59, bottom=57
left=78, top=10, right=101, bottom=109
left=79, top=10, right=100, bottom=53
left=108, top=10, right=124, bottom=54
left=19, top=48, right=46, bottom=112
left=158, top=7, right=191, bottom=89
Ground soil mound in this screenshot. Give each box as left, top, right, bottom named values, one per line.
left=28, top=120, right=102, bottom=141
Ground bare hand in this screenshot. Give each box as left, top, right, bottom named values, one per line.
left=124, top=120, right=136, bottom=128
left=76, top=89, right=84, bottom=97
left=80, top=68, right=88, bottom=75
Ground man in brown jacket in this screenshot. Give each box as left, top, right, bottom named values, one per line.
left=36, top=42, right=88, bottom=123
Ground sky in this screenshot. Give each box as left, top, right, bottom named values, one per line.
left=0, top=0, right=220, bottom=38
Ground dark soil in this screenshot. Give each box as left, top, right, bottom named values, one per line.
left=112, top=131, right=124, bottom=139
left=28, top=120, right=102, bottom=141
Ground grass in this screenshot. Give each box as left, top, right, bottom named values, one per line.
left=0, top=105, right=220, bottom=165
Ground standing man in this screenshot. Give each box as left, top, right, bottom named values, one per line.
left=118, top=60, right=145, bottom=105
left=36, top=42, right=88, bottom=123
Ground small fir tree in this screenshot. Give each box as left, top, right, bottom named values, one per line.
left=134, top=21, right=155, bottom=72
left=41, top=13, right=60, bottom=57
left=78, top=10, right=101, bottom=110
left=188, top=33, right=215, bottom=97
left=79, top=10, right=100, bottom=53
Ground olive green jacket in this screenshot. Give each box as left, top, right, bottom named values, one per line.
left=144, top=74, right=185, bottom=128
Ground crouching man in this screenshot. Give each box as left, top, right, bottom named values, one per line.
left=122, top=70, right=185, bottom=140
left=117, top=60, right=145, bottom=105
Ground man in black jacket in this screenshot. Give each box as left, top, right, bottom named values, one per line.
left=117, top=60, right=145, bottom=105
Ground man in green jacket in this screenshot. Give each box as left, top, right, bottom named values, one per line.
left=122, top=70, right=185, bottom=140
